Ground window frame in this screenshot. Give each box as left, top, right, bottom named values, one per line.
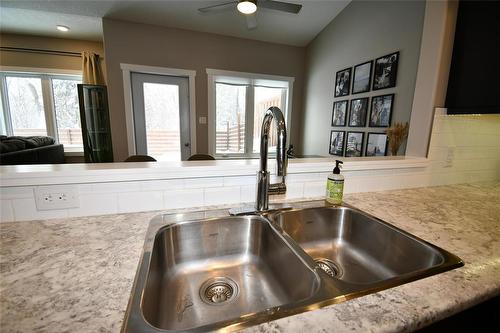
left=0, top=67, right=83, bottom=154
left=207, top=68, right=294, bottom=159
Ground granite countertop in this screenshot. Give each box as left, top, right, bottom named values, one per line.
left=1, top=182, right=499, bottom=333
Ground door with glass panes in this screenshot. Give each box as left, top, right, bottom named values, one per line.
left=131, top=73, right=191, bottom=161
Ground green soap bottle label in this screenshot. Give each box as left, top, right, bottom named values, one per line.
left=326, top=178, right=344, bottom=204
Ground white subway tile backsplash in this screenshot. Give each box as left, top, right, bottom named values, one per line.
left=223, top=176, right=255, bottom=187
left=1, top=200, right=14, bottom=222
left=184, top=177, right=223, bottom=189
left=287, top=173, right=322, bottom=183
left=463, top=169, right=499, bottom=183
left=77, top=184, right=94, bottom=194
left=240, top=185, right=256, bottom=203
left=204, top=187, right=241, bottom=206
left=478, top=134, right=499, bottom=147
left=12, top=198, right=68, bottom=221
left=285, top=182, right=304, bottom=199
left=0, top=186, right=34, bottom=199
left=303, top=181, right=325, bottom=198
left=343, top=177, right=359, bottom=194
left=92, top=181, right=141, bottom=193
left=164, top=189, right=204, bottom=209
left=140, top=179, right=184, bottom=191
left=118, top=191, right=163, bottom=213
left=68, top=193, right=118, bottom=217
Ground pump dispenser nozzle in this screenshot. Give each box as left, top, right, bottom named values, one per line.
left=333, top=160, right=343, bottom=174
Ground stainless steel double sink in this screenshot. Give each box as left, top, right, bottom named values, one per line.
left=122, top=204, right=463, bottom=332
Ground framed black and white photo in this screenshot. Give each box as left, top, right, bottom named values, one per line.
left=373, top=51, right=399, bottom=90
left=334, top=67, right=351, bottom=97
left=369, top=94, right=394, bottom=127
left=346, top=132, right=364, bottom=157
left=332, top=100, right=348, bottom=126
left=329, top=130, right=345, bottom=156
left=366, top=133, right=388, bottom=157
left=348, top=98, right=368, bottom=127
left=352, top=61, right=372, bottom=94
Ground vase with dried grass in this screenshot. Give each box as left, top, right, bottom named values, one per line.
left=385, top=122, right=409, bottom=156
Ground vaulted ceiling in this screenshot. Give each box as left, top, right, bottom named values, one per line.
left=0, top=0, right=350, bottom=46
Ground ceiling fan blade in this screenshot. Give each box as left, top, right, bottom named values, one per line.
left=198, top=1, right=238, bottom=13
left=246, top=13, right=258, bottom=30
left=259, top=0, right=302, bottom=14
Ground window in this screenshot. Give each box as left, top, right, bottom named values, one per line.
left=208, top=69, right=293, bottom=158
left=215, top=83, right=247, bottom=154
left=143, top=82, right=181, bottom=161
left=0, top=71, right=83, bottom=152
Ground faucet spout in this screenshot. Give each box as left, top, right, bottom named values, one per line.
left=255, top=107, right=287, bottom=211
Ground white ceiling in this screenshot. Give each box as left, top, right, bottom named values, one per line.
left=0, top=0, right=350, bottom=46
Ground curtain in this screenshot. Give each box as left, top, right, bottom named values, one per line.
left=81, top=51, right=105, bottom=85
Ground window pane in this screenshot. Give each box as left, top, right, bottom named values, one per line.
left=216, top=83, right=246, bottom=154
left=253, top=86, right=285, bottom=153
left=143, top=82, right=180, bottom=161
left=52, top=78, right=82, bottom=150
left=6, top=76, right=47, bottom=136
left=0, top=93, right=6, bottom=135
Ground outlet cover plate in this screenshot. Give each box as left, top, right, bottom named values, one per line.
left=35, top=185, right=80, bottom=210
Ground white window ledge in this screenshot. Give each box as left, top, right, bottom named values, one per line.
left=63, top=147, right=84, bottom=157
left=0, top=157, right=429, bottom=187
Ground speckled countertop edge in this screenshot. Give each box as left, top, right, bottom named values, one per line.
left=1, top=182, right=499, bottom=333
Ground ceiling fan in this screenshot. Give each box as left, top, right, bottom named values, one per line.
left=198, top=0, right=303, bottom=30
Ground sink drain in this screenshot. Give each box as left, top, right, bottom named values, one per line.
left=199, top=277, right=239, bottom=305
left=315, top=258, right=343, bottom=278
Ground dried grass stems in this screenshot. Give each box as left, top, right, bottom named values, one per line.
left=386, top=122, right=409, bottom=155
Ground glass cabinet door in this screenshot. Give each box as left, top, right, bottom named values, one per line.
left=78, top=84, right=113, bottom=163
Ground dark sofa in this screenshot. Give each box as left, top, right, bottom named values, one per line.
left=0, top=135, right=65, bottom=165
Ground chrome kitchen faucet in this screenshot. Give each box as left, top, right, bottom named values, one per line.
left=255, top=106, right=287, bottom=211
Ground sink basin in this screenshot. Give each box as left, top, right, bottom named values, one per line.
left=270, top=206, right=456, bottom=285
left=138, top=216, right=320, bottom=331
left=122, top=203, right=463, bottom=333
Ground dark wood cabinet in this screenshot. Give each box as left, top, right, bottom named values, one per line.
left=77, top=84, right=114, bottom=162
left=445, top=1, right=500, bottom=114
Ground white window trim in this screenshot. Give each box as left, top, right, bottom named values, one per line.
left=206, top=68, right=294, bottom=158
left=0, top=66, right=83, bottom=156
left=120, top=63, right=197, bottom=157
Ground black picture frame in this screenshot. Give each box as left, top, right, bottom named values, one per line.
left=332, top=100, right=348, bottom=126
left=329, top=130, right=345, bottom=156
left=348, top=97, right=369, bottom=127
left=373, top=51, right=399, bottom=90
left=365, top=132, right=388, bottom=157
left=369, top=94, right=394, bottom=127
left=334, top=67, right=351, bottom=97
left=352, top=61, right=372, bottom=94
left=346, top=131, right=364, bottom=157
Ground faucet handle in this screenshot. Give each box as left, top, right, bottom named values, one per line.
left=269, top=176, right=286, bottom=195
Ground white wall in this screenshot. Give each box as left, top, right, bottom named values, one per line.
left=1, top=109, right=499, bottom=223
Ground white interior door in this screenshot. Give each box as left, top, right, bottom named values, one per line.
left=131, top=73, right=191, bottom=161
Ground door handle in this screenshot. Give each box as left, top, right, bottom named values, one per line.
left=184, top=142, right=190, bottom=147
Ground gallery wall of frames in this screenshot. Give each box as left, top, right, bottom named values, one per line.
left=330, top=51, right=399, bottom=157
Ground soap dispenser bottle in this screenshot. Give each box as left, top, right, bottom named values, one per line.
left=326, top=160, right=344, bottom=204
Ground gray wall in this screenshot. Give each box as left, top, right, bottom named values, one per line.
left=102, top=19, right=305, bottom=161
left=299, top=0, right=425, bottom=156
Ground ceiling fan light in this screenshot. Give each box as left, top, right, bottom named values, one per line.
left=56, top=25, right=70, bottom=32
left=237, top=0, right=257, bottom=15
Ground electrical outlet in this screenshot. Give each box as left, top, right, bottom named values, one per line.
left=35, top=185, right=79, bottom=210
left=444, top=147, right=455, bottom=168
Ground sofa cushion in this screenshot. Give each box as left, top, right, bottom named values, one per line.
left=0, top=136, right=56, bottom=154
